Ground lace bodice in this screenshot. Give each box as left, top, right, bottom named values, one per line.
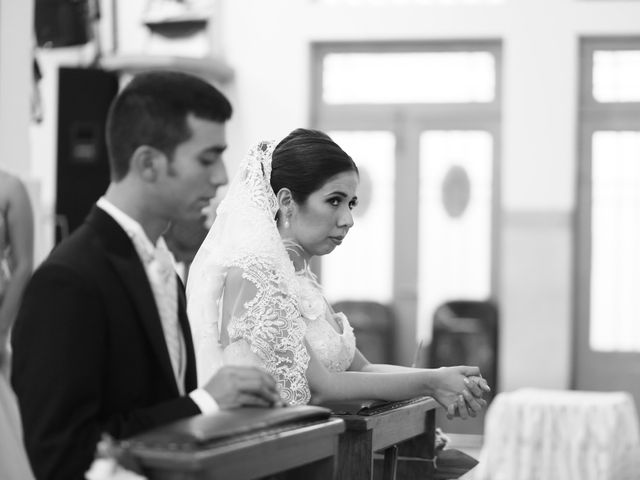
left=221, top=265, right=356, bottom=405
left=295, top=272, right=356, bottom=373
left=304, top=311, right=355, bottom=372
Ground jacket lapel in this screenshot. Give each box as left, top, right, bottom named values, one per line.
left=177, top=277, right=197, bottom=392
left=86, top=207, right=179, bottom=396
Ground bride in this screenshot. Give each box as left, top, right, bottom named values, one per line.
left=187, top=128, right=489, bottom=416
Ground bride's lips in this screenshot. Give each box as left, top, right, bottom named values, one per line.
left=329, top=236, right=344, bottom=245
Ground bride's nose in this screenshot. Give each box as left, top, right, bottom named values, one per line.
left=338, top=209, right=354, bottom=229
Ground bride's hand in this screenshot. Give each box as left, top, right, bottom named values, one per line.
left=466, top=375, right=491, bottom=395
left=445, top=375, right=491, bottom=420
left=431, top=366, right=487, bottom=419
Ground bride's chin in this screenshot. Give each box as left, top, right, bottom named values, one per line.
left=320, top=245, right=337, bottom=256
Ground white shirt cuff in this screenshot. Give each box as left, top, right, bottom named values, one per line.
left=189, top=388, right=220, bottom=414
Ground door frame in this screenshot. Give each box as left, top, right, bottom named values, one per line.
left=573, top=37, right=640, bottom=409
left=311, top=40, right=502, bottom=365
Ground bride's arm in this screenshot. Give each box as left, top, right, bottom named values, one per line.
left=221, top=269, right=485, bottom=415
left=221, top=266, right=312, bottom=405
left=220, top=267, right=255, bottom=347
left=306, top=345, right=483, bottom=418
left=350, top=348, right=490, bottom=396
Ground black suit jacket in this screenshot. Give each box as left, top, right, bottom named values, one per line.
left=11, top=206, right=201, bottom=480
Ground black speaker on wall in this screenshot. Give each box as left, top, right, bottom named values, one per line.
left=35, top=0, right=91, bottom=47
left=55, top=67, right=119, bottom=243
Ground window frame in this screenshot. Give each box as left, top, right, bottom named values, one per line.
left=574, top=37, right=640, bottom=379
left=311, top=40, right=502, bottom=365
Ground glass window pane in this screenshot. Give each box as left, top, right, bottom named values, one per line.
left=322, top=131, right=395, bottom=303
left=593, top=50, right=640, bottom=102
left=417, top=131, right=493, bottom=340
left=317, top=0, right=503, bottom=5
left=590, top=131, right=640, bottom=352
left=323, top=52, right=495, bottom=104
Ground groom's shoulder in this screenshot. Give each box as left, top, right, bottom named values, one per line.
left=47, top=223, right=99, bottom=259
left=37, top=223, right=112, bottom=283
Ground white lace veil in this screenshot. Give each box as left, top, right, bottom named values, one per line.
left=186, top=141, right=311, bottom=404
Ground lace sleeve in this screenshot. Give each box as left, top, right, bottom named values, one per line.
left=222, top=261, right=311, bottom=405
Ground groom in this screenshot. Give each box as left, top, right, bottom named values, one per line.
left=11, top=72, right=282, bottom=480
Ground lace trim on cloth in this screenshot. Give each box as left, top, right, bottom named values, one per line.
left=474, top=389, right=640, bottom=480
left=227, top=258, right=311, bottom=405
left=187, top=141, right=312, bottom=405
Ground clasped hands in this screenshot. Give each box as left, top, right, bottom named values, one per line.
left=433, top=366, right=491, bottom=420
left=201, top=365, right=491, bottom=417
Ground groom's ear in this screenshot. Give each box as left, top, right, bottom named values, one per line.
left=131, top=145, right=164, bottom=182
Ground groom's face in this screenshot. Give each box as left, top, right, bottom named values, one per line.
left=161, top=115, right=229, bottom=222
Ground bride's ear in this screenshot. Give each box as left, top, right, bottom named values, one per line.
left=276, top=188, right=294, bottom=211
left=276, top=188, right=295, bottom=225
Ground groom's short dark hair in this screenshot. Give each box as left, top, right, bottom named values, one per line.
left=106, top=71, right=232, bottom=181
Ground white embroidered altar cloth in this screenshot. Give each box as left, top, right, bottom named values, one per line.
left=474, top=388, right=640, bottom=480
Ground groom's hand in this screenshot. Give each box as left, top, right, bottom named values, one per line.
left=203, top=366, right=284, bottom=408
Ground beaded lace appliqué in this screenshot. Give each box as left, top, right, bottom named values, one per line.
left=196, top=141, right=312, bottom=405
left=295, top=271, right=356, bottom=373
left=227, top=257, right=311, bottom=405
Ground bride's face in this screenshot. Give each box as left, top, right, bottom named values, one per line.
left=289, top=170, right=359, bottom=259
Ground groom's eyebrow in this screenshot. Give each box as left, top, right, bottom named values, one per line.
left=205, top=145, right=227, bottom=155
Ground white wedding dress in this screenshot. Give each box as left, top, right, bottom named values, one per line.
left=220, top=263, right=357, bottom=405
left=187, top=140, right=356, bottom=405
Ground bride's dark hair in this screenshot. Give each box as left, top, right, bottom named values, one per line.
left=270, top=128, right=358, bottom=204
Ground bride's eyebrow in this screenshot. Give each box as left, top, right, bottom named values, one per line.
left=324, top=191, right=348, bottom=198
left=324, top=191, right=359, bottom=204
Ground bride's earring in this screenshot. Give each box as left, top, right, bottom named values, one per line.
left=284, top=213, right=291, bottom=229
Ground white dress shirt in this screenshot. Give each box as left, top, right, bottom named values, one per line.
left=97, top=198, right=218, bottom=414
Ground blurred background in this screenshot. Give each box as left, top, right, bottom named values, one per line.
left=2, top=0, right=640, bottom=436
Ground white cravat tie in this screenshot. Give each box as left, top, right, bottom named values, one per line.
left=131, top=235, right=185, bottom=395
left=150, top=243, right=185, bottom=394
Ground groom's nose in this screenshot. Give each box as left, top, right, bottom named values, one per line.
left=209, top=162, right=228, bottom=191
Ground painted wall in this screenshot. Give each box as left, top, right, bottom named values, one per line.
left=215, top=0, right=640, bottom=392
left=27, top=0, right=225, bottom=260
left=4, top=0, right=640, bottom=393
left=0, top=0, right=33, bottom=178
